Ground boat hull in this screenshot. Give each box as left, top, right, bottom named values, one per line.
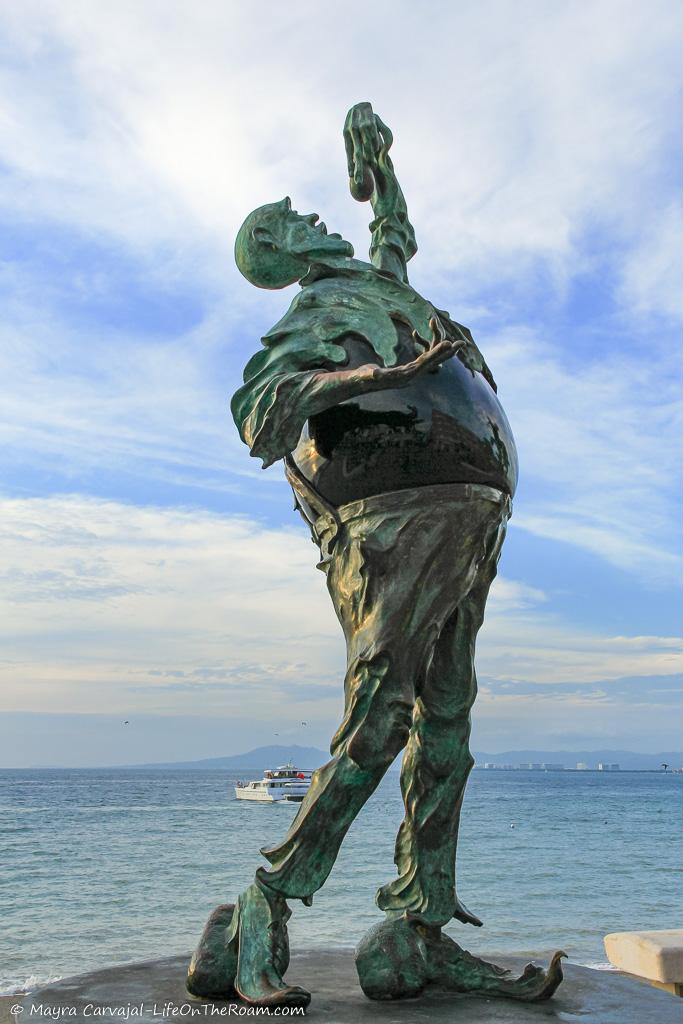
left=233, top=764, right=313, bottom=803
left=234, top=786, right=309, bottom=802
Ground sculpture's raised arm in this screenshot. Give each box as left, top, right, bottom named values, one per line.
left=344, top=102, right=417, bottom=283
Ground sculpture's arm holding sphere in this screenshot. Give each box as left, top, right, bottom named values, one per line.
left=231, top=320, right=459, bottom=468
left=309, top=321, right=460, bottom=403
left=344, top=102, right=417, bottom=283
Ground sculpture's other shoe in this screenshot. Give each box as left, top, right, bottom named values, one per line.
left=234, top=881, right=311, bottom=1009
left=186, top=903, right=238, bottom=999
left=433, top=929, right=567, bottom=1001
left=356, top=917, right=566, bottom=1003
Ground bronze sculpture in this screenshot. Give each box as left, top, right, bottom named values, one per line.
left=187, top=102, right=565, bottom=1009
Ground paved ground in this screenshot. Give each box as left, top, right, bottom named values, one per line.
left=16, top=950, right=683, bottom=1023
left=0, top=997, right=18, bottom=1024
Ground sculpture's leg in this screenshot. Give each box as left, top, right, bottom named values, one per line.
left=191, top=491, right=510, bottom=1009
left=186, top=893, right=306, bottom=1007
left=232, top=648, right=412, bottom=1009
left=233, top=881, right=311, bottom=1008
left=258, top=493, right=503, bottom=904
left=376, top=514, right=507, bottom=928
left=236, top=495, right=503, bottom=1007
left=358, top=502, right=566, bottom=1003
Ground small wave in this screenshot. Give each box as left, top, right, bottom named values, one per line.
left=0, top=974, right=62, bottom=995
left=579, top=961, right=617, bottom=971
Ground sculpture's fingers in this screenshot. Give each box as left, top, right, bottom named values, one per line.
left=375, top=115, right=394, bottom=151
left=343, top=126, right=356, bottom=179
left=344, top=106, right=367, bottom=174
left=412, top=328, right=430, bottom=352
left=419, top=342, right=444, bottom=367
left=419, top=340, right=457, bottom=374
left=361, top=117, right=381, bottom=165
left=429, top=316, right=447, bottom=346
left=361, top=135, right=376, bottom=170
left=349, top=126, right=365, bottom=184
left=374, top=116, right=396, bottom=178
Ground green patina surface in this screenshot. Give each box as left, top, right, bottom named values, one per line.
left=188, top=101, right=564, bottom=1010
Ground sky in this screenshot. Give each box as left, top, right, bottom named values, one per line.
left=1, top=0, right=682, bottom=766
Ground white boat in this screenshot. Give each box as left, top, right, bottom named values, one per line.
left=234, top=763, right=314, bottom=802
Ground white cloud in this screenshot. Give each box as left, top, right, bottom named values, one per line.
left=620, top=201, right=683, bottom=319
left=0, top=0, right=682, bottom=297
left=0, top=495, right=343, bottom=720
left=486, top=578, right=547, bottom=611
left=0, top=280, right=270, bottom=491
left=487, top=327, right=683, bottom=583
left=480, top=609, right=683, bottom=686
left=471, top=686, right=683, bottom=751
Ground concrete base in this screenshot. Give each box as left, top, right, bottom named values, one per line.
left=17, top=951, right=683, bottom=1023
left=632, top=976, right=682, bottom=997
left=605, top=929, right=683, bottom=995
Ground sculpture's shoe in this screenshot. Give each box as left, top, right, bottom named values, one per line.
left=432, top=930, right=567, bottom=1001
left=499, top=950, right=566, bottom=1001
left=186, top=903, right=238, bottom=999
left=234, top=881, right=311, bottom=1009
left=355, top=917, right=566, bottom=1003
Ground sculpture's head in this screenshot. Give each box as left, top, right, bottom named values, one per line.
left=235, top=197, right=354, bottom=289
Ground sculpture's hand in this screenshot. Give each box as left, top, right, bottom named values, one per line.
left=344, top=101, right=381, bottom=201
left=362, top=318, right=463, bottom=391
left=343, top=103, right=398, bottom=210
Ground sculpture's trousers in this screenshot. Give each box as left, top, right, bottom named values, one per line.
left=258, top=482, right=510, bottom=928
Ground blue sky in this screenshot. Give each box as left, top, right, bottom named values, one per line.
left=1, top=1, right=682, bottom=766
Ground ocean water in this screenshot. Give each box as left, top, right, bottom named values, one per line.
left=1, top=767, right=681, bottom=994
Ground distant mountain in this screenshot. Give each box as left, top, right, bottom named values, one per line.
left=128, top=744, right=328, bottom=770
left=472, top=750, right=683, bottom=771
left=125, top=744, right=683, bottom=772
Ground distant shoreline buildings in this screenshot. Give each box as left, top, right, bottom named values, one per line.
left=478, top=761, right=621, bottom=771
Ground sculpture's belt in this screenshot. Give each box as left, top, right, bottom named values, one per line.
left=284, top=455, right=512, bottom=564
left=335, top=481, right=511, bottom=523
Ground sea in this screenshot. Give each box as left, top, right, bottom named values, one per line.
left=1, top=767, right=681, bottom=994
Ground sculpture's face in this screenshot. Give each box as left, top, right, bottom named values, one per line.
left=234, top=197, right=354, bottom=289
left=274, top=197, right=354, bottom=261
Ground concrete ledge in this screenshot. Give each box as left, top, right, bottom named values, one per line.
left=16, top=950, right=683, bottom=1023
left=605, top=929, right=683, bottom=994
